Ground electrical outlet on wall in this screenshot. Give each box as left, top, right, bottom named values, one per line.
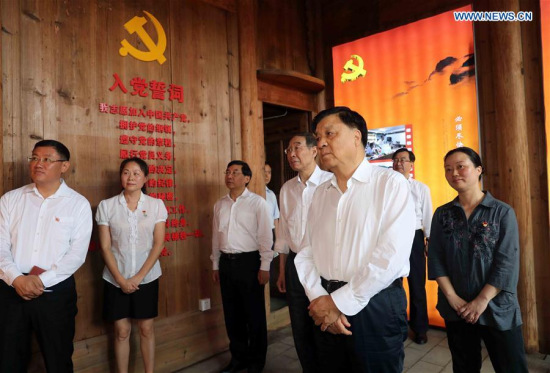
left=199, top=298, right=211, bottom=311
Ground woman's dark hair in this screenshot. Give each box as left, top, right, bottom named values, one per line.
left=444, top=147, right=483, bottom=180
left=311, top=106, right=368, bottom=147
left=120, top=157, right=149, bottom=193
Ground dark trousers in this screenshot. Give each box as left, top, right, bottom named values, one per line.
left=313, top=280, right=408, bottom=373
left=219, top=252, right=267, bottom=370
left=445, top=320, right=528, bottom=373
left=286, top=251, right=319, bottom=373
left=0, top=276, right=78, bottom=373
left=407, top=229, right=429, bottom=334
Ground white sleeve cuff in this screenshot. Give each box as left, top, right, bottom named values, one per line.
left=331, top=284, right=366, bottom=316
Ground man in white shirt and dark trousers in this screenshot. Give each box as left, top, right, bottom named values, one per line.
left=211, top=160, right=273, bottom=373
left=392, top=148, right=433, bottom=345
left=275, top=132, right=332, bottom=373
left=0, top=140, right=93, bottom=373
left=295, top=107, right=416, bottom=373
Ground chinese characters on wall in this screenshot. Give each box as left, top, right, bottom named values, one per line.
left=99, top=72, right=203, bottom=256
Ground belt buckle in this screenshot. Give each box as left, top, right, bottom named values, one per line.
left=326, top=280, right=340, bottom=293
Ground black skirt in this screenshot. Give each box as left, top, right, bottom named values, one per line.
left=103, top=279, right=159, bottom=321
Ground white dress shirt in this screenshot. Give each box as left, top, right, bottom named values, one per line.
left=211, top=188, right=273, bottom=271
left=408, top=177, right=433, bottom=237
left=274, top=166, right=332, bottom=254
left=295, top=159, right=416, bottom=316
left=265, top=187, right=280, bottom=229
left=0, top=180, right=92, bottom=288
left=96, top=192, right=168, bottom=286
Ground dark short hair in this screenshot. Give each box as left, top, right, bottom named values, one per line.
left=290, top=132, right=317, bottom=148
left=392, top=148, right=416, bottom=162
left=311, top=107, right=368, bottom=147
left=444, top=146, right=483, bottom=180
left=120, top=157, right=149, bottom=193
left=33, top=140, right=70, bottom=161
left=227, top=160, right=252, bottom=186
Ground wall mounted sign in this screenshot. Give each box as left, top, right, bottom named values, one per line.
left=119, top=11, right=167, bottom=65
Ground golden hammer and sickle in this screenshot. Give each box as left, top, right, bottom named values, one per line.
left=341, top=55, right=367, bottom=83
left=119, top=11, right=167, bottom=65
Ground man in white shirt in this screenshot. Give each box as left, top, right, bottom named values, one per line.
left=211, top=160, right=273, bottom=373
left=392, top=148, right=433, bottom=345
left=0, top=140, right=93, bottom=373
left=295, top=107, right=416, bottom=373
left=275, top=132, right=331, bottom=373
left=263, top=163, right=280, bottom=245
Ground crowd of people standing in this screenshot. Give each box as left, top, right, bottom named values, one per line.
left=0, top=106, right=528, bottom=373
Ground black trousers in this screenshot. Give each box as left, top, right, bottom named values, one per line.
left=407, top=229, right=429, bottom=334
left=445, top=320, right=528, bottom=373
left=313, top=279, right=408, bottom=373
left=0, top=276, right=78, bottom=373
left=219, top=251, right=267, bottom=370
left=286, top=251, right=319, bottom=373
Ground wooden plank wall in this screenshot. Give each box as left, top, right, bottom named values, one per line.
left=1, top=0, right=241, bottom=371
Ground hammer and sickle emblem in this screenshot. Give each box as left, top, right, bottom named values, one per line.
left=340, top=55, right=367, bottom=83
left=119, top=11, right=167, bottom=65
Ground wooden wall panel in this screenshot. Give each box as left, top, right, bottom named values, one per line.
left=519, top=0, right=550, bottom=352
left=257, top=0, right=311, bottom=75
left=2, top=0, right=241, bottom=370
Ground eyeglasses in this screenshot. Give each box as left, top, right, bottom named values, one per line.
left=284, top=145, right=308, bottom=155
left=392, top=158, right=411, bottom=164
left=27, top=156, right=67, bottom=164
left=224, top=170, right=243, bottom=176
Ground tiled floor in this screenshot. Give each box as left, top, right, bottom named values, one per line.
left=176, top=325, right=550, bottom=373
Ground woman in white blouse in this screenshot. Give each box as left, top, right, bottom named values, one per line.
left=96, top=157, right=167, bottom=373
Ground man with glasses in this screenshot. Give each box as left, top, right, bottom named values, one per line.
left=392, top=148, right=433, bottom=345
left=275, top=133, right=331, bottom=373
left=211, top=160, right=273, bottom=373
left=295, top=107, right=415, bottom=373
left=0, top=140, right=92, bottom=372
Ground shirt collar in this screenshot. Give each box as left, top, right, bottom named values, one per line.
left=118, top=190, right=146, bottom=206
left=327, top=158, right=371, bottom=190
left=451, top=191, right=495, bottom=208
left=303, top=165, right=328, bottom=186
left=27, top=179, right=71, bottom=199
left=225, top=187, right=250, bottom=201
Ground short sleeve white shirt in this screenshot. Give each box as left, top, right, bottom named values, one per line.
left=265, top=187, right=280, bottom=229
left=96, top=192, right=168, bottom=286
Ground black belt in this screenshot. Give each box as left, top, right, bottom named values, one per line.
left=220, top=251, right=258, bottom=260
left=320, top=277, right=402, bottom=294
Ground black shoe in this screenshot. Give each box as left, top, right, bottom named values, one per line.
left=414, top=333, right=428, bottom=345
left=219, top=361, right=247, bottom=373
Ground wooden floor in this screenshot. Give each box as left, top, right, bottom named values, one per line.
left=176, top=325, right=550, bottom=373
